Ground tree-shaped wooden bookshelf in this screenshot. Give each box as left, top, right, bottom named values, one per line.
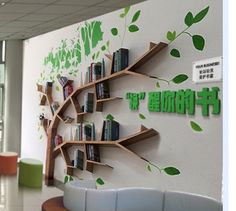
left=44, top=42, right=168, bottom=185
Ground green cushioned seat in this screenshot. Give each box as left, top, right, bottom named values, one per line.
left=19, top=158, right=43, bottom=188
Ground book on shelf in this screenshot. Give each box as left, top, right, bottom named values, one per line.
left=86, top=144, right=100, bottom=162
left=75, top=122, right=95, bottom=141
left=111, top=48, right=129, bottom=74
left=101, top=58, right=105, bottom=78
left=102, top=120, right=119, bottom=141
left=63, top=84, right=73, bottom=99
left=51, top=101, right=60, bottom=114
left=45, top=82, right=53, bottom=95
left=83, top=92, right=94, bottom=113
left=54, top=135, right=63, bottom=147
left=73, top=149, right=84, bottom=170
left=96, top=82, right=110, bottom=100
left=57, top=74, right=68, bottom=87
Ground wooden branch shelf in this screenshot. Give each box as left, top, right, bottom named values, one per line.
left=44, top=41, right=167, bottom=185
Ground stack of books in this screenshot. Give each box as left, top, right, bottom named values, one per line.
left=83, top=93, right=94, bottom=113
left=57, top=75, right=68, bottom=86
left=45, top=82, right=53, bottom=95
left=75, top=122, right=95, bottom=141
left=96, top=82, right=110, bottom=99
left=54, top=135, right=63, bottom=147
left=84, top=60, right=106, bottom=84
left=86, top=145, right=100, bottom=162
left=111, top=48, right=129, bottom=74
left=102, top=120, right=119, bottom=141
left=73, top=149, right=84, bottom=170
left=64, top=84, right=73, bottom=99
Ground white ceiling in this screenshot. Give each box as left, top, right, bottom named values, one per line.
left=0, top=0, right=145, bottom=41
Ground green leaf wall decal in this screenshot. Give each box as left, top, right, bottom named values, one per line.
left=163, top=167, right=180, bottom=175
left=156, top=82, right=160, bottom=88
left=101, top=45, right=106, bottom=51
left=64, top=176, right=69, bottom=184
left=170, top=49, right=180, bottom=58
left=185, top=12, right=194, bottom=27
left=171, top=74, right=188, bottom=84
left=129, top=25, right=139, bottom=32
left=111, top=28, right=118, bottom=36
left=190, top=121, right=203, bottom=132
left=167, top=31, right=176, bottom=41
left=56, top=86, right=60, bottom=91
left=147, top=165, right=152, bottom=172
left=192, top=35, right=205, bottom=50
left=139, top=113, right=146, bottom=119
left=106, top=114, right=114, bottom=121
left=96, top=178, right=105, bottom=185
left=193, top=6, right=209, bottom=23
left=132, top=10, right=141, bottom=23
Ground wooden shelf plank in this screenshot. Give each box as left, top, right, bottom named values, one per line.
left=77, top=112, right=88, bottom=116
left=96, top=97, right=123, bottom=112
left=128, top=42, right=168, bottom=72
left=86, top=160, right=113, bottom=168
left=118, top=128, right=158, bottom=146
left=96, top=97, right=122, bottom=103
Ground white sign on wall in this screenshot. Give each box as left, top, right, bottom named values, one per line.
left=192, top=57, right=222, bottom=83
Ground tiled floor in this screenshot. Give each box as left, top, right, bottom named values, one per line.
left=0, top=174, right=63, bottom=211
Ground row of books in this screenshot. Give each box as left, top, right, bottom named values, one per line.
left=54, top=134, right=63, bottom=147
left=72, top=149, right=84, bottom=170
left=82, top=93, right=94, bottom=113
left=111, top=48, right=129, bottom=74
left=85, top=59, right=106, bottom=83
left=75, top=122, right=96, bottom=141
left=96, top=82, right=110, bottom=100
left=86, top=145, right=100, bottom=162
left=102, top=120, right=119, bottom=141
left=63, top=83, right=73, bottom=99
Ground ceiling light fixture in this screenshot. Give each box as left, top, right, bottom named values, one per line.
left=1, top=2, right=6, bottom=6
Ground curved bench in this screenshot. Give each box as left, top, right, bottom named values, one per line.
left=62, top=180, right=222, bottom=211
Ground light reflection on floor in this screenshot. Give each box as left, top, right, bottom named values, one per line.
left=0, top=173, right=63, bottom=211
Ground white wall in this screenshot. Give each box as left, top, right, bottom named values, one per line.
left=21, top=0, right=222, bottom=200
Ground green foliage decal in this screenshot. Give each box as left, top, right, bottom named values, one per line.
left=111, top=7, right=141, bottom=47
left=170, top=49, right=180, bottom=58
left=39, top=20, right=106, bottom=84
left=166, top=6, right=209, bottom=57
left=171, top=74, right=188, bottom=84
left=190, top=120, right=203, bottom=132
left=139, top=113, right=146, bottom=120
left=96, top=178, right=105, bottom=185
left=163, top=167, right=181, bottom=175
left=106, top=114, right=114, bottom=121
left=81, top=21, right=104, bottom=56
left=144, top=159, right=181, bottom=176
